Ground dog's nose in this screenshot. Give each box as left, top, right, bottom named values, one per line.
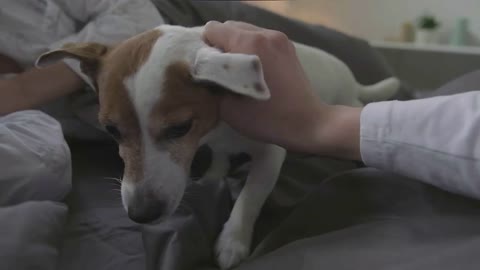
left=127, top=196, right=168, bottom=224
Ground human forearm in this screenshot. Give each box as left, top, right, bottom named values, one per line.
left=312, top=105, right=362, bottom=160
left=0, top=62, right=84, bottom=115
left=0, top=54, right=23, bottom=74
left=315, top=92, right=480, bottom=199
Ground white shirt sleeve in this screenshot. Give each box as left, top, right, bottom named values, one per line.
left=49, top=0, right=164, bottom=48
left=360, top=91, right=480, bottom=199
left=47, top=0, right=164, bottom=87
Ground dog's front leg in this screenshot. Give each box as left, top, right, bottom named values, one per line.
left=215, top=144, right=286, bottom=269
left=203, top=151, right=230, bottom=180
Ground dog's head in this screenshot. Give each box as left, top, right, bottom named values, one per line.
left=37, top=25, right=269, bottom=223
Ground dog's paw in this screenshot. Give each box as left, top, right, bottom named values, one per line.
left=215, top=224, right=251, bottom=269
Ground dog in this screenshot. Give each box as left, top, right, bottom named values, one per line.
left=37, top=24, right=399, bottom=269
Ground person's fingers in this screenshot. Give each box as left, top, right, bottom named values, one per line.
left=204, top=21, right=235, bottom=50
left=203, top=21, right=256, bottom=51
left=223, top=20, right=262, bottom=32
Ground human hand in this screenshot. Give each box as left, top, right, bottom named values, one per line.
left=204, top=21, right=343, bottom=154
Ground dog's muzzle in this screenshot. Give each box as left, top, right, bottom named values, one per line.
left=126, top=187, right=168, bottom=224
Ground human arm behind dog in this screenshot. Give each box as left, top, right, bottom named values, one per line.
left=0, top=61, right=83, bottom=116
left=203, top=21, right=480, bottom=199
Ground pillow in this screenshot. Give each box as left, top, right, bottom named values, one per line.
left=0, top=201, right=68, bottom=270
left=414, top=69, right=480, bottom=99
left=0, top=110, right=72, bottom=206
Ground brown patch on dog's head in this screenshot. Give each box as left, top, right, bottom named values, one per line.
left=96, top=29, right=163, bottom=182
left=148, top=61, right=221, bottom=169
left=36, top=29, right=163, bottom=187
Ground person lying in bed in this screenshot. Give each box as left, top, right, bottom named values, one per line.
left=0, top=0, right=163, bottom=205
left=203, top=21, right=480, bottom=200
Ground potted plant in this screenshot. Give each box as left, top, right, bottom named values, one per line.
left=416, top=15, right=440, bottom=44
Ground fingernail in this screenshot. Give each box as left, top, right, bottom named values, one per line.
left=205, top=20, right=220, bottom=28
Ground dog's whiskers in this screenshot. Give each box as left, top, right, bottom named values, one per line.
left=103, top=176, right=123, bottom=184
left=110, top=188, right=122, bottom=197
left=106, top=183, right=121, bottom=189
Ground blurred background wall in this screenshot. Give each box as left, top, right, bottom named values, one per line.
left=248, top=0, right=480, bottom=45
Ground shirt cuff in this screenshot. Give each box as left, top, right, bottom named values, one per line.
left=360, top=101, right=395, bottom=170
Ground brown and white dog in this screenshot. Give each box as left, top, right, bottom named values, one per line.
left=37, top=24, right=399, bottom=269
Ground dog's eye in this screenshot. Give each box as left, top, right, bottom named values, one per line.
left=105, top=124, right=122, bottom=141
left=165, top=119, right=193, bottom=140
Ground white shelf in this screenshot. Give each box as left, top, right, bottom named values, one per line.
left=370, top=40, right=480, bottom=55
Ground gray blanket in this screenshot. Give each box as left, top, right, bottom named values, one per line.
left=238, top=169, right=480, bottom=270
left=60, top=145, right=480, bottom=270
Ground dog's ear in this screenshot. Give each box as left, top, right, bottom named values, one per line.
left=191, top=47, right=270, bottom=100
left=36, top=43, right=109, bottom=91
